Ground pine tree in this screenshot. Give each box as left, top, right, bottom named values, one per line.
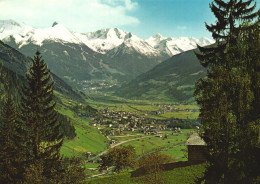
left=227, top=22, right=260, bottom=183
left=194, top=0, right=259, bottom=183
left=20, top=51, right=64, bottom=181
left=0, top=93, right=23, bottom=183
left=196, top=0, right=258, bottom=68
left=194, top=66, right=238, bottom=183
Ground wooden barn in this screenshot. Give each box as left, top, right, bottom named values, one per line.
left=185, top=132, right=207, bottom=163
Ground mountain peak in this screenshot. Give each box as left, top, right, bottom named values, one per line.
left=154, top=33, right=163, bottom=38
left=0, top=19, right=20, bottom=26
left=146, top=33, right=167, bottom=48
left=0, top=19, right=26, bottom=40
left=74, top=28, right=129, bottom=54
left=106, top=28, right=125, bottom=39
left=151, top=33, right=167, bottom=40
left=125, top=32, right=133, bottom=39
left=52, top=21, right=59, bottom=27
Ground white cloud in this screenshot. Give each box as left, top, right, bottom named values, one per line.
left=0, top=0, right=140, bottom=32
left=177, top=26, right=187, bottom=30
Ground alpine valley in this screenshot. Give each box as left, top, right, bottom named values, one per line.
left=0, top=19, right=213, bottom=102
left=1, top=0, right=259, bottom=182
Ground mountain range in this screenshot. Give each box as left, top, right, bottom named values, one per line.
left=0, top=19, right=214, bottom=91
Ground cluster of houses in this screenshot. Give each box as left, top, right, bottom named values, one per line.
left=90, top=110, right=139, bottom=130
left=87, top=109, right=187, bottom=136
left=78, top=79, right=116, bottom=92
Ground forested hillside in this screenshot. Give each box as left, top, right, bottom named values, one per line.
left=0, top=40, right=85, bottom=101
left=116, top=48, right=207, bottom=102
left=0, top=42, right=83, bottom=139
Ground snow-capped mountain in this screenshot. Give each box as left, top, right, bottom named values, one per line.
left=74, top=28, right=127, bottom=54
left=0, top=19, right=214, bottom=91
left=75, top=28, right=160, bottom=57
left=122, top=33, right=159, bottom=56
left=0, top=20, right=33, bottom=40
left=0, top=20, right=163, bottom=89
left=0, top=20, right=160, bottom=57
left=1, top=20, right=82, bottom=48
left=0, top=19, right=214, bottom=58
left=104, top=32, right=160, bottom=58
left=146, top=34, right=214, bottom=56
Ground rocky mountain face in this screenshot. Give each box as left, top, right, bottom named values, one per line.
left=0, top=19, right=213, bottom=91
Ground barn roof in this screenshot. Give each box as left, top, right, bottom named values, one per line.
left=185, top=132, right=206, bottom=146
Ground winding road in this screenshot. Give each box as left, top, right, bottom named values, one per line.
left=88, top=135, right=151, bottom=161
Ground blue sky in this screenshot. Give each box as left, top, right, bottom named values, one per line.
left=122, top=0, right=215, bottom=38
left=0, top=0, right=258, bottom=39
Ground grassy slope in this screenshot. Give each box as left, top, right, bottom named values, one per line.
left=85, top=164, right=206, bottom=184
left=117, top=130, right=191, bottom=161
left=55, top=92, right=108, bottom=158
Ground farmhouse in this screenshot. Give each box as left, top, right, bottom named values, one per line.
left=110, top=140, right=116, bottom=144
left=185, top=132, right=207, bottom=163
left=155, top=134, right=163, bottom=138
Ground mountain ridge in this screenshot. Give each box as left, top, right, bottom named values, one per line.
left=0, top=19, right=213, bottom=57
left=0, top=40, right=85, bottom=101
left=115, top=48, right=207, bottom=103
left=0, top=19, right=213, bottom=92
left=146, top=34, right=214, bottom=57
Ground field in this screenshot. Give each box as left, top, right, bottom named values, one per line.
left=85, top=164, right=206, bottom=184
left=87, top=94, right=199, bottom=120
left=112, top=130, right=192, bottom=161
left=159, top=111, right=199, bottom=120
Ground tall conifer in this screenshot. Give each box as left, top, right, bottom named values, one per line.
left=196, top=0, right=258, bottom=68
left=0, top=93, right=23, bottom=183
left=194, top=0, right=259, bottom=183
left=228, top=22, right=260, bottom=183
left=20, top=51, right=64, bottom=180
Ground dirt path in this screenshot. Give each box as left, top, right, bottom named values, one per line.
left=110, top=134, right=143, bottom=138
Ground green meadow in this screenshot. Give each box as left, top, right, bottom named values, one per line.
left=117, top=130, right=192, bottom=160
left=85, top=164, right=206, bottom=184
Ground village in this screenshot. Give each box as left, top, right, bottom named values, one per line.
left=70, top=102, right=201, bottom=166
left=76, top=105, right=199, bottom=138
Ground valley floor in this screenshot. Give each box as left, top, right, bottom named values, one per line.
left=55, top=92, right=200, bottom=178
